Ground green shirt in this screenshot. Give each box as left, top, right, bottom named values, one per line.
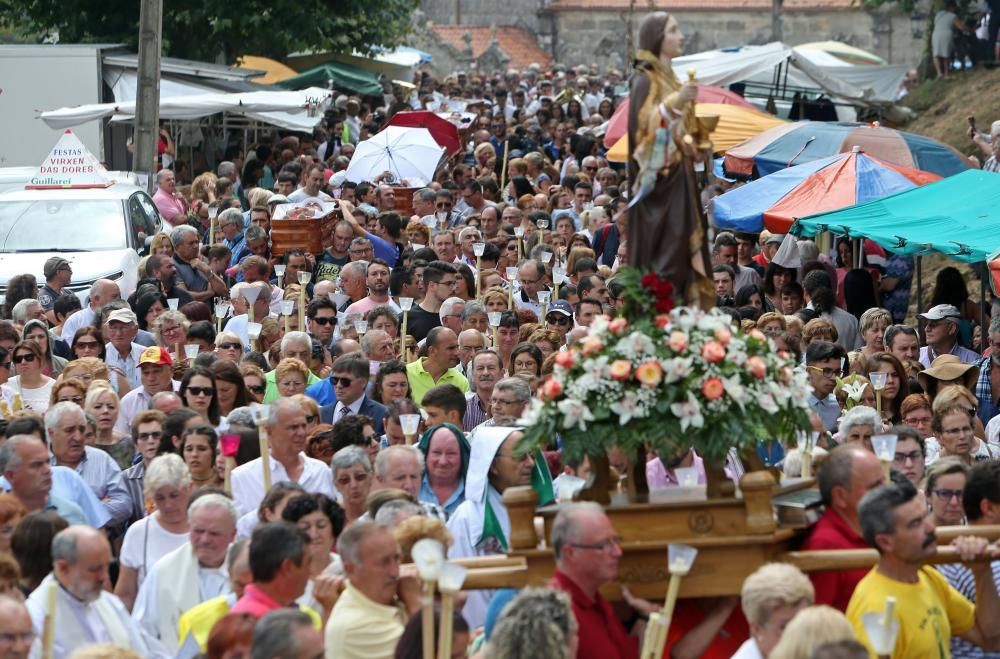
left=406, top=358, right=469, bottom=406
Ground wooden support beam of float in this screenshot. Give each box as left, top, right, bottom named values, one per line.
left=784, top=544, right=1000, bottom=572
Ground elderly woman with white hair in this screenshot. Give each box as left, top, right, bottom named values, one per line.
left=331, top=445, right=373, bottom=525
left=114, top=453, right=192, bottom=611
left=733, top=562, right=816, bottom=658
left=152, top=310, right=191, bottom=358
left=836, top=405, right=884, bottom=451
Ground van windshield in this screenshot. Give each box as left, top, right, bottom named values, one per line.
left=0, top=199, right=127, bottom=251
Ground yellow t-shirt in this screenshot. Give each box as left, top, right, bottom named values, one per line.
left=846, top=566, right=976, bottom=659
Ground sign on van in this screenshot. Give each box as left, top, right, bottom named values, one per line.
left=26, top=129, right=114, bottom=189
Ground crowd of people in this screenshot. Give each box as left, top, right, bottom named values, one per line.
left=0, top=55, right=997, bottom=659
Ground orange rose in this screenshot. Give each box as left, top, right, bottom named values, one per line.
left=702, top=377, right=725, bottom=400
left=655, top=314, right=671, bottom=329
left=667, top=331, right=688, bottom=352
left=541, top=377, right=563, bottom=400
left=635, top=361, right=664, bottom=387
left=701, top=340, right=726, bottom=363
left=555, top=350, right=577, bottom=369
left=746, top=356, right=767, bottom=379
left=608, top=318, right=628, bottom=335
left=581, top=336, right=604, bottom=356
left=714, top=327, right=733, bottom=345
left=610, top=360, right=632, bottom=381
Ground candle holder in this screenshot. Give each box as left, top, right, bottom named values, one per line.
left=539, top=250, right=553, bottom=266
left=220, top=433, right=240, bottom=494
left=536, top=217, right=549, bottom=246
left=280, top=299, right=296, bottom=334
left=871, top=433, right=897, bottom=480
left=553, top=265, right=567, bottom=300
left=488, top=311, right=502, bottom=349
left=422, top=216, right=438, bottom=230
left=354, top=320, right=368, bottom=337
left=274, top=264, right=287, bottom=290
left=250, top=404, right=272, bottom=491
left=411, top=243, right=425, bottom=251
left=861, top=597, right=900, bottom=657
left=505, top=266, right=518, bottom=310
left=214, top=300, right=230, bottom=333
left=800, top=431, right=819, bottom=479
left=297, top=271, right=310, bottom=331
left=436, top=562, right=468, bottom=659
left=869, top=371, right=888, bottom=416
left=247, top=322, right=262, bottom=353
left=473, top=242, right=486, bottom=297
left=537, top=290, right=551, bottom=322
left=167, top=298, right=179, bottom=311
left=675, top=466, right=698, bottom=487
left=183, top=344, right=199, bottom=362
left=412, top=538, right=446, bottom=659
left=208, top=204, right=218, bottom=245
left=640, top=613, right=669, bottom=659
left=473, top=242, right=486, bottom=258
left=514, top=225, right=524, bottom=261
left=329, top=292, right=349, bottom=309
left=42, top=579, right=57, bottom=658
left=400, top=413, right=421, bottom=444
left=399, top=296, right=414, bottom=355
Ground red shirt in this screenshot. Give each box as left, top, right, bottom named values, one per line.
left=550, top=570, right=639, bottom=659
left=664, top=601, right=749, bottom=659
left=800, top=508, right=870, bottom=611
left=229, top=584, right=285, bottom=618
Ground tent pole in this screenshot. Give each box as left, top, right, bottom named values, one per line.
left=981, top=268, right=987, bottom=353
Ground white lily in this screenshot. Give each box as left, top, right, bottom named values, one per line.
left=670, top=392, right=705, bottom=430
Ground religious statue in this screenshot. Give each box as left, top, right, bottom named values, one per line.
left=627, top=12, right=716, bottom=310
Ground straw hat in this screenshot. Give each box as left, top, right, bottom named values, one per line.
left=917, top=354, right=978, bottom=393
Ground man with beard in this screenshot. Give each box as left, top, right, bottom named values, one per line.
left=345, top=259, right=399, bottom=318
left=26, top=526, right=162, bottom=657
left=847, top=480, right=1000, bottom=655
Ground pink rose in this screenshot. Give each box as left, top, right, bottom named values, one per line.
left=701, top=340, right=726, bottom=363
left=581, top=336, right=604, bottom=356
left=746, top=356, right=767, bottom=379
left=749, top=329, right=767, bottom=342
left=714, top=327, right=733, bottom=345
left=555, top=350, right=577, bottom=369
left=635, top=361, right=664, bottom=387
left=610, top=360, right=632, bottom=381
left=702, top=377, right=725, bottom=400
left=541, top=377, right=563, bottom=400
left=608, top=318, right=628, bottom=335
left=668, top=331, right=688, bottom=352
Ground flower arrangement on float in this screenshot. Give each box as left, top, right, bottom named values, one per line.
left=517, top=268, right=814, bottom=473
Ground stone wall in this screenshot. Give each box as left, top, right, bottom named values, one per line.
left=420, top=0, right=541, bottom=33
left=549, top=8, right=921, bottom=69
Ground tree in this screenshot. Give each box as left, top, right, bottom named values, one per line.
left=0, top=0, right=419, bottom=62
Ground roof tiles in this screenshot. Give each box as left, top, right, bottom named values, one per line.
left=431, top=25, right=554, bottom=69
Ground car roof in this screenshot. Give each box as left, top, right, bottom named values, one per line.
left=0, top=181, right=147, bottom=202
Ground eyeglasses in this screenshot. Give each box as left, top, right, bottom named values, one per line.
left=12, top=354, right=35, bottom=364
left=436, top=202, right=452, bottom=209
left=931, top=488, right=963, bottom=501
left=218, top=343, right=242, bottom=351
left=187, top=386, right=215, bottom=397
left=137, top=431, right=163, bottom=440
left=75, top=340, right=99, bottom=349
left=311, top=317, right=336, bottom=326
left=807, top=365, right=838, bottom=379
left=331, top=376, right=355, bottom=387
left=436, top=279, right=458, bottom=288
left=568, top=536, right=622, bottom=552
left=247, top=384, right=265, bottom=395
left=893, top=450, right=922, bottom=463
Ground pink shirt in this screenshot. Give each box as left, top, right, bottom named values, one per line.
left=153, top=188, right=187, bottom=225
left=229, top=584, right=284, bottom=618
left=645, top=453, right=706, bottom=489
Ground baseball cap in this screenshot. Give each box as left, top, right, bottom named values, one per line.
left=765, top=233, right=785, bottom=246
left=918, top=304, right=961, bottom=322
left=107, top=309, right=138, bottom=325
left=546, top=300, right=573, bottom=317
left=139, top=346, right=173, bottom=367
left=43, top=257, right=70, bottom=279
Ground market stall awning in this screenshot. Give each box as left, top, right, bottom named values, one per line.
left=278, top=62, right=382, bottom=95
left=236, top=55, right=299, bottom=85
left=790, top=170, right=1000, bottom=264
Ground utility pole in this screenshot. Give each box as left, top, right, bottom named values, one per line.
left=134, top=0, right=163, bottom=194
left=771, top=0, right=783, bottom=42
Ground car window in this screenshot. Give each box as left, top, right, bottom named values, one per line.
left=129, top=193, right=159, bottom=245
left=0, top=199, right=127, bottom=251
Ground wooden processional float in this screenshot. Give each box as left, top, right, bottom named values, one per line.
left=451, top=472, right=1000, bottom=599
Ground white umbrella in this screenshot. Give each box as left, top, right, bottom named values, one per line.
left=345, top=125, right=445, bottom=185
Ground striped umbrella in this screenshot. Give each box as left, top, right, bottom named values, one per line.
left=723, top=121, right=969, bottom=180
left=712, top=148, right=940, bottom=233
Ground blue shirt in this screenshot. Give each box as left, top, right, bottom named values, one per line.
left=808, top=392, right=842, bottom=433
left=305, top=379, right=336, bottom=407
left=419, top=473, right=465, bottom=517
left=0, top=466, right=110, bottom=528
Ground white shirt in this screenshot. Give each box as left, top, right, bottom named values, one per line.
left=731, top=638, right=764, bottom=659
left=119, top=515, right=190, bottom=590
left=230, top=451, right=336, bottom=515
left=60, top=306, right=97, bottom=342
left=332, top=396, right=364, bottom=421
left=104, top=342, right=146, bottom=389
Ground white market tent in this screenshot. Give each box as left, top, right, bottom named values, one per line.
left=673, top=42, right=909, bottom=120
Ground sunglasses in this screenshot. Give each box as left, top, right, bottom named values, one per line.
left=0, top=363, right=10, bottom=370
left=247, top=384, right=265, bottom=395
left=137, top=431, right=163, bottom=440
left=546, top=315, right=571, bottom=326
left=331, top=376, right=355, bottom=387
left=187, top=386, right=215, bottom=397
left=75, top=340, right=100, bottom=349
left=436, top=202, right=452, bottom=209
left=218, top=343, right=242, bottom=351
left=311, top=317, right=335, bottom=326
left=12, top=354, right=35, bottom=364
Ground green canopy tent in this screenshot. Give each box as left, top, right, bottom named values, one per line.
left=790, top=169, right=1000, bottom=349
left=278, top=61, right=382, bottom=96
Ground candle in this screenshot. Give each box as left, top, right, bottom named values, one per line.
left=42, top=580, right=56, bottom=658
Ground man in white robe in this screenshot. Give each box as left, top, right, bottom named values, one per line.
left=25, top=526, right=166, bottom=658
left=132, top=493, right=237, bottom=653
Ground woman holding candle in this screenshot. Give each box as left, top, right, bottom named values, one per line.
left=116, top=454, right=192, bottom=611
left=924, top=458, right=968, bottom=526
left=153, top=310, right=191, bottom=358
left=1, top=341, right=55, bottom=412
left=181, top=425, right=224, bottom=490
left=865, top=352, right=907, bottom=424
left=180, top=367, right=221, bottom=427
left=84, top=383, right=135, bottom=470
left=281, top=493, right=346, bottom=618
left=417, top=424, right=470, bottom=517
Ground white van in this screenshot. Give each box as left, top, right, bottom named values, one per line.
left=0, top=182, right=163, bottom=304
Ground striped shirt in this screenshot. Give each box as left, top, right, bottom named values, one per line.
left=937, top=561, right=1000, bottom=658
